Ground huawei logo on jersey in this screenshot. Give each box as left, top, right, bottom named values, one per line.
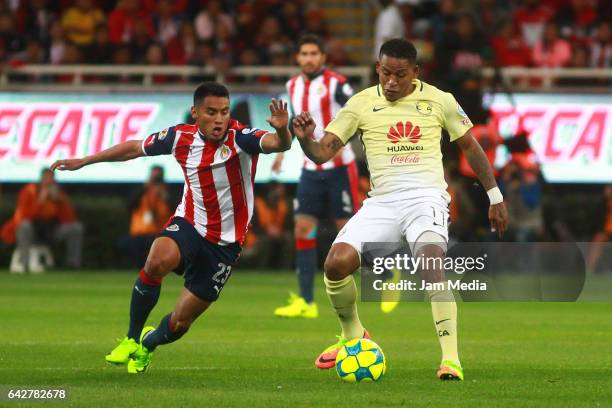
left=387, top=121, right=421, bottom=144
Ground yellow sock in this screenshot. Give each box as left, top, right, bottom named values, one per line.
left=427, top=285, right=460, bottom=366
left=325, top=275, right=365, bottom=340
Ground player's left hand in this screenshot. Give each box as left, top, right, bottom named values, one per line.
left=50, top=158, right=87, bottom=171
left=489, top=202, right=508, bottom=238
left=266, top=98, right=288, bottom=130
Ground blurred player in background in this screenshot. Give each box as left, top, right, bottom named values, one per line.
left=52, top=82, right=292, bottom=374
left=273, top=34, right=359, bottom=319
left=293, top=39, right=508, bottom=380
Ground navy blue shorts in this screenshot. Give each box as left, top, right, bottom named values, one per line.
left=159, top=217, right=241, bottom=302
left=295, top=164, right=358, bottom=220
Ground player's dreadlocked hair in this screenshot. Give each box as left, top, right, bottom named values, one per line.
left=379, top=39, right=418, bottom=64
left=297, top=34, right=326, bottom=54
left=193, top=82, right=230, bottom=105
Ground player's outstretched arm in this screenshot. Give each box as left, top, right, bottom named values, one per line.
left=261, top=98, right=292, bottom=153
left=50, top=140, right=144, bottom=172
left=292, top=112, right=343, bottom=165
left=456, top=130, right=508, bottom=237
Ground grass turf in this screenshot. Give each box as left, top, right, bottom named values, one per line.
left=0, top=270, right=610, bottom=407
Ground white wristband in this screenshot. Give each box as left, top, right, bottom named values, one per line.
left=487, top=187, right=504, bottom=205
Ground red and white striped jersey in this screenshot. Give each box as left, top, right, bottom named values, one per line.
left=142, top=120, right=267, bottom=246
left=287, top=68, right=356, bottom=171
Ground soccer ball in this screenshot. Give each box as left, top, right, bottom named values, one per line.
left=335, top=338, right=386, bottom=382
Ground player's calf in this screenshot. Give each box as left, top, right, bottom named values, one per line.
left=323, top=243, right=359, bottom=281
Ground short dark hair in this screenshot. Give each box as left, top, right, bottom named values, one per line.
left=297, top=34, right=325, bottom=54
left=379, top=38, right=417, bottom=64
left=193, top=82, right=229, bottom=105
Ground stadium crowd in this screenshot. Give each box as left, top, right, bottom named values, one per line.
left=0, top=0, right=609, bottom=75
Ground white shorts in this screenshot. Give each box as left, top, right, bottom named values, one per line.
left=333, top=189, right=450, bottom=256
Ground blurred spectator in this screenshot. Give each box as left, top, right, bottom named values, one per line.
left=435, top=12, right=491, bottom=91
left=587, top=185, right=612, bottom=273
left=118, top=166, right=171, bottom=267
left=304, top=9, right=328, bottom=39
left=107, top=0, right=154, bottom=45
left=532, top=22, right=571, bottom=68
left=474, top=0, right=508, bottom=37
left=9, top=37, right=44, bottom=65
left=85, top=24, right=114, bottom=64
left=445, top=166, right=477, bottom=242
left=499, top=161, right=544, bottom=242
left=154, top=0, right=181, bottom=46
left=0, top=11, right=24, bottom=61
left=513, top=0, right=553, bottom=47
left=129, top=19, right=153, bottom=63
left=430, top=0, right=457, bottom=46
left=558, top=44, right=600, bottom=85
left=239, top=47, right=260, bottom=66
left=190, top=40, right=214, bottom=66
left=61, top=0, right=104, bottom=47
left=235, top=3, right=258, bottom=46
left=1, top=168, right=84, bottom=272
left=326, top=38, right=354, bottom=67
left=248, top=183, right=291, bottom=269
left=555, top=0, right=597, bottom=41
left=194, top=0, right=234, bottom=42
left=48, top=20, right=66, bottom=64
left=166, top=21, right=196, bottom=64
left=491, top=19, right=532, bottom=67
left=373, top=0, right=405, bottom=61
left=16, top=0, right=54, bottom=42
left=589, top=21, right=611, bottom=68
left=61, top=43, right=81, bottom=64
left=113, top=45, right=131, bottom=65
left=279, top=2, right=304, bottom=39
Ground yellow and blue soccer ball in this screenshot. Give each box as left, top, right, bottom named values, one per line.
left=335, top=338, right=386, bottom=382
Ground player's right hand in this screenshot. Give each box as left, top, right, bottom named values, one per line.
left=489, top=202, right=508, bottom=238
left=50, top=158, right=87, bottom=171
left=292, top=112, right=316, bottom=140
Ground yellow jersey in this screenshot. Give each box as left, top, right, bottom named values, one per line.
left=325, top=80, right=473, bottom=197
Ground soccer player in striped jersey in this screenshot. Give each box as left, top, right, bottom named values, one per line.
left=273, top=34, right=359, bottom=319
left=293, top=39, right=508, bottom=380
left=51, top=82, right=292, bottom=374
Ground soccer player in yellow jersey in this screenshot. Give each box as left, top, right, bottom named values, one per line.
left=292, top=39, right=508, bottom=381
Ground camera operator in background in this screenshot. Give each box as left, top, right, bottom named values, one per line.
left=1, top=168, right=83, bottom=272
left=118, top=166, right=171, bottom=267
left=499, top=160, right=544, bottom=242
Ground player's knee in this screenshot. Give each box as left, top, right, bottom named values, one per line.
left=294, top=220, right=315, bottom=240
left=144, top=255, right=169, bottom=279
left=324, top=246, right=358, bottom=281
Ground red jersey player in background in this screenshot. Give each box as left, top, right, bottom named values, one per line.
left=51, top=82, right=291, bottom=374
left=273, top=34, right=359, bottom=319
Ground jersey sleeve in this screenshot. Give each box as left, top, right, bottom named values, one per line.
left=324, top=95, right=360, bottom=145
left=441, top=93, right=473, bottom=142
left=142, top=126, right=177, bottom=156
left=235, top=126, right=269, bottom=154
left=334, top=80, right=354, bottom=106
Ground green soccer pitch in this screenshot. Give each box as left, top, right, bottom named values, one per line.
left=0, top=271, right=610, bottom=407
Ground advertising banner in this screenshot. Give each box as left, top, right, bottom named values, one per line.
left=0, top=92, right=303, bottom=183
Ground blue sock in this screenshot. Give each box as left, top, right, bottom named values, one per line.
left=296, top=239, right=317, bottom=303
left=127, top=270, right=161, bottom=342
left=142, top=313, right=186, bottom=351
